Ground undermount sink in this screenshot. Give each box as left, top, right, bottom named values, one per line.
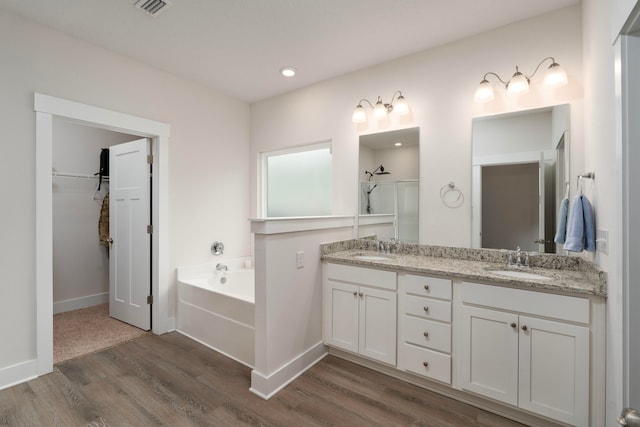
left=353, top=254, right=392, bottom=261
left=491, top=270, right=552, bottom=280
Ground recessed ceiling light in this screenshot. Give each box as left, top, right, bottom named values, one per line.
left=280, top=66, right=297, bottom=77
left=394, top=142, right=403, bottom=147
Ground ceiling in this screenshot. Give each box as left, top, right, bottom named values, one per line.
left=0, top=0, right=579, bottom=103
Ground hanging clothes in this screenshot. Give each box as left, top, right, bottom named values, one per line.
left=99, top=192, right=110, bottom=246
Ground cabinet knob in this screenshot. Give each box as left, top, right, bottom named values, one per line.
left=424, top=284, right=430, bottom=291
left=521, top=325, right=528, bottom=331
left=353, top=291, right=357, bottom=296
left=423, top=361, right=429, bottom=368
left=359, top=292, right=363, bottom=297
left=423, top=331, right=429, bottom=338
left=423, top=306, right=429, bottom=312
left=510, top=323, right=517, bottom=328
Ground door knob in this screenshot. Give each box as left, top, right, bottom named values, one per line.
left=108, top=237, right=114, bottom=245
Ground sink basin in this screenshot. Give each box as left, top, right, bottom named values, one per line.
left=353, top=254, right=392, bottom=261
left=491, top=270, right=552, bottom=280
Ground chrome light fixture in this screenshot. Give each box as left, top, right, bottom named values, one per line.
left=352, top=91, right=409, bottom=123
left=474, top=57, right=568, bottom=103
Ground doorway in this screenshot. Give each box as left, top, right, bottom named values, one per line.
left=51, top=121, right=150, bottom=363
left=35, top=93, right=170, bottom=376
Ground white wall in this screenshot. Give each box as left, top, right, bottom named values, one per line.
left=250, top=6, right=583, bottom=251
left=0, top=8, right=250, bottom=377
left=52, top=121, right=136, bottom=312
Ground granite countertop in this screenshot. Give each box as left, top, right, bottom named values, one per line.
left=321, top=240, right=607, bottom=298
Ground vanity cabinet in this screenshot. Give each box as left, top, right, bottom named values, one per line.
left=458, top=282, right=590, bottom=426
left=398, top=274, right=452, bottom=384
left=322, top=263, right=397, bottom=365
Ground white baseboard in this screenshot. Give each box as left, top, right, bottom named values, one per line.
left=53, top=292, right=109, bottom=314
left=250, top=341, right=327, bottom=400
left=0, top=359, right=37, bottom=391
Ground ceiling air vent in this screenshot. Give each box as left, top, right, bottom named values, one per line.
left=134, top=0, right=172, bottom=17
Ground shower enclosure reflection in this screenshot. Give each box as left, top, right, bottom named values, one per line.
left=358, top=128, right=419, bottom=243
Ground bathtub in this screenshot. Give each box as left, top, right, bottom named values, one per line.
left=177, top=258, right=254, bottom=367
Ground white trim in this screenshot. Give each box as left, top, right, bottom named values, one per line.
left=249, top=341, right=327, bottom=399
left=35, top=93, right=171, bottom=379
left=53, top=292, right=109, bottom=314
left=249, top=215, right=354, bottom=235
left=0, top=360, right=37, bottom=391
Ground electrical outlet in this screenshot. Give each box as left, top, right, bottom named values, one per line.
left=296, top=251, right=304, bottom=269
left=596, top=228, right=608, bottom=254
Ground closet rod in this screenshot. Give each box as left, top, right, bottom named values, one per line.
left=52, top=172, right=108, bottom=180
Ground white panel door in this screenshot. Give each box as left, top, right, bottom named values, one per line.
left=459, top=305, right=519, bottom=405
left=359, top=287, right=397, bottom=365
left=518, top=315, right=589, bottom=426
left=323, top=281, right=359, bottom=353
left=109, top=138, right=151, bottom=330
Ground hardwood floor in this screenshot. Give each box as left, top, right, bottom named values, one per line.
left=0, top=333, right=525, bottom=426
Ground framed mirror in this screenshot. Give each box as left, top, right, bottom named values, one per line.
left=357, top=127, right=419, bottom=243
left=471, top=104, right=570, bottom=253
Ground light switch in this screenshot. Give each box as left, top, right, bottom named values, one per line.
left=596, top=228, right=608, bottom=254
left=296, top=251, right=304, bottom=268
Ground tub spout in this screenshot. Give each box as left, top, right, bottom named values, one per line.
left=216, top=263, right=228, bottom=272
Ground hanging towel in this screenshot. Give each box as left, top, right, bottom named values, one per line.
left=581, top=195, right=596, bottom=252
left=564, top=195, right=585, bottom=252
left=554, top=197, right=569, bottom=244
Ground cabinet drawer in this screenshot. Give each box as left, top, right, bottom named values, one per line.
left=404, top=316, right=451, bottom=353
left=403, top=274, right=452, bottom=300
left=405, top=295, right=451, bottom=322
left=403, top=343, right=451, bottom=384
left=325, top=263, right=397, bottom=291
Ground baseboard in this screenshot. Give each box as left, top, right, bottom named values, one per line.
left=53, top=292, right=109, bottom=314
left=0, top=359, right=37, bottom=391
left=250, top=341, right=327, bottom=400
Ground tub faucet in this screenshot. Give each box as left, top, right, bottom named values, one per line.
left=216, top=263, right=228, bottom=272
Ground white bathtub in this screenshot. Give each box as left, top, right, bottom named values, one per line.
left=177, top=258, right=255, bottom=367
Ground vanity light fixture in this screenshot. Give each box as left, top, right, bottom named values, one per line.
left=474, top=57, right=568, bottom=103
left=352, top=91, right=409, bottom=123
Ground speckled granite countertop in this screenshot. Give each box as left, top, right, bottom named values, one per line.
left=321, top=239, right=607, bottom=297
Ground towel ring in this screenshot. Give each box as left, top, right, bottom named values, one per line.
left=440, top=182, right=464, bottom=208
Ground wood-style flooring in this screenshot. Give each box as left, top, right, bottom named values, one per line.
left=0, top=333, right=525, bottom=426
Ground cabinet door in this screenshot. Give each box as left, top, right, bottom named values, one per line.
left=323, top=281, right=359, bottom=354
left=459, top=305, right=519, bottom=406
left=518, top=316, right=589, bottom=426
left=359, top=287, right=397, bottom=365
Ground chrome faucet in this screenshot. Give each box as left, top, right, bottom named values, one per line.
left=216, top=263, right=228, bottom=272
left=507, top=246, right=529, bottom=268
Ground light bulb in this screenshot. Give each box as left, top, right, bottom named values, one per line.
left=544, top=62, right=568, bottom=87
left=507, top=70, right=529, bottom=94
left=474, top=79, right=495, bottom=103
left=373, top=98, right=388, bottom=118
left=394, top=95, right=409, bottom=114
left=351, top=105, right=367, bottom=123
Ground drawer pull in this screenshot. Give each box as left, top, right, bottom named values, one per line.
left=423, top=331, right=429, bottom=338
left=510, top=322, right=517, bottom=328
left=423, top=306, right=429, bottom=312
left=522, top=325, right=528, bottom=331
left=424, top=284, right=430, bottom=291
left=423, top=361, right=429, bottom=368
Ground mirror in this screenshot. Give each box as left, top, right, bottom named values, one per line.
left=471, top=104, right=570, bottom=254
left=357, top=127, right=419, bottom=243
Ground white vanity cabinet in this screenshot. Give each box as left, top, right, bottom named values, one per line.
left=322, top=263, right=397, bottom=365
left=398, top=274, right=453, bottom=384
left=458, top=282, right=590, bottom=426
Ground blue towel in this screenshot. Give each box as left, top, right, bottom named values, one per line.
left=554, top=197, right=569, bottom=244
left=564, top=195, right=585, bottom=252
left=582, top=195, right=596, bottom=252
